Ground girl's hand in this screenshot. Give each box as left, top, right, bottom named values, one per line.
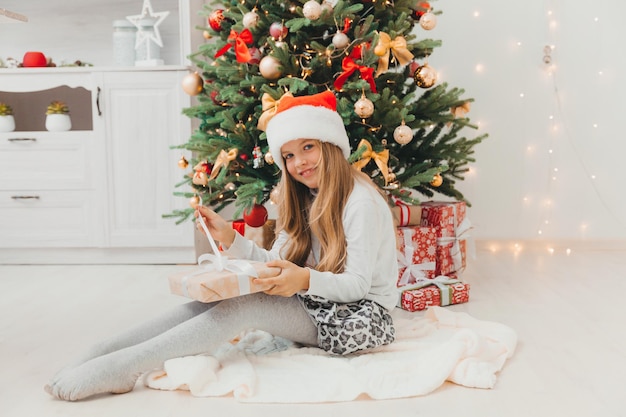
left=195, top=206, right=236, bottom=247
left=255, top=259, right=310, bottom=297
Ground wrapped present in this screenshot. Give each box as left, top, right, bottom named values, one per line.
left=177, top=211, right=279, bottom=303
left=169, top=259, right=280, bottom=303
left=398, top=275, right=470, bottom=312
left=391, top=204, right=422, bottom=227
left=395, top=226, right=437, bottom=286
left=419, top=201, right=471, bottom=275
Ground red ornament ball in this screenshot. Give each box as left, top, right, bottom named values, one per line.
left=208, top=9, right=225, bottom=31
left=210, top=90, right=222, bottom=105
left=414, top=2, right=431, bottom=19
left=243, top=204, right=268, bottom=227
left=269, top=22, right=288, bottom=40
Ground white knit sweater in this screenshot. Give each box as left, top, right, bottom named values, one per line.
left=223, top=178, right=399, bottom=311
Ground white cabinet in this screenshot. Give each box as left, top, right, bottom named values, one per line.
left=0, top=67, right=195, bottom=264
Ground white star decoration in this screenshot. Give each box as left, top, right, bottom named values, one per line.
left=126, top=0, right=170, bottom=50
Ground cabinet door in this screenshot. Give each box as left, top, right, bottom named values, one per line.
left=99, top=70, right=192, bottom=248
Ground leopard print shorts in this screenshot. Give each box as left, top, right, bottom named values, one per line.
left=298, top=294, right=395, bottom=356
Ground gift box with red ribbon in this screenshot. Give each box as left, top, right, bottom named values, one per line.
left=419, top=201, right=471, bottom=276
left=398, top=275, right=470, bottom=312
left=395, top=225, right=437, bottom=286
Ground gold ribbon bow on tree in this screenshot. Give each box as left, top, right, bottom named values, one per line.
left=374, top=32, right=414, bottom=77
left=209, top=148, right=238, bottom=180
left=352, top=139, right=390, bottom=184
left=214, top=29, right=254, bottom=63
left=256, top=92, right=293, bottom=131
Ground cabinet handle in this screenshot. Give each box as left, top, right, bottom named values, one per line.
left=96, top=86, right=102, bottom=116
left=11, top=195, right=40, bottom=200
left=8, top=137, right=37, bottom=142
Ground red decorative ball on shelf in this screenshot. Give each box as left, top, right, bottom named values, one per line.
left=208, top=9, right=225, bottom=31
left=22, top=51, right=47, bottom=67
left=243, top=204, right=268, bottom=228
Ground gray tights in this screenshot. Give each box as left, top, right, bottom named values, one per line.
left=46, top=293, right=318, bottom=401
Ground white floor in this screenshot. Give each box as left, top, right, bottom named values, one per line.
left=1, top=240, right=625, bottom=417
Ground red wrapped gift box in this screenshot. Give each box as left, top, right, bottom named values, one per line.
left=395, top=226, right=437, bottom=286
left=419, top=201, right=471, bottom=275
left=398, top=276, right=470, bottom=312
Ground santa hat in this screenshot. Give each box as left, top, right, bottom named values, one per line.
left=265, top=91, right=350, bottom=171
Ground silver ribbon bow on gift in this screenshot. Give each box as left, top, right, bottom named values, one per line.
left=397, top=275, right=461, bottom=308
left=180, top=214, right=259, bottom=298
left=397, top=227, right=436, bottom=287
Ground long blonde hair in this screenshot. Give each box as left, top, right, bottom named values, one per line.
left=276, top=141, right=358, bottom=273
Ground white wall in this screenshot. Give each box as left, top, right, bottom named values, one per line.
left=0, top=0, right=182, bottom=66
left=430, top=1, right=626, bottom=240
left=2, top=1, right=625, bottom=241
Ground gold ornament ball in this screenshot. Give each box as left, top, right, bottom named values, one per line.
left=259, top=56, right=283, bottom=80
left=192, top=171, right=209, bottom=186
left=303, top=0, right=322, bottom=20
left=393, top=123, right=413, bottom=145
left=177, top=155, right=189, bottom=169
left=430, top=173, right=443, bottom=187
left=189, top=195, right=201, bottom=208
left=264, top=151, right=275, bottom=165
left=181, top=72, right=203, bottom=96
left=354, top=96, right=374, bottom=118
left=419, top=12, right=438, bottom=30
left=203, top=30, right=212, bottom=40
left=414, top=64, right=437, bottom=88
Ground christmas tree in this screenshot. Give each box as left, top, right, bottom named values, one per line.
left=166, top=0, right=487, bottom=225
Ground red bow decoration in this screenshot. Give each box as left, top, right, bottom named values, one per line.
left=214, top=29, right=254, bottom=63
left=334, top=48, right=377, bottom=93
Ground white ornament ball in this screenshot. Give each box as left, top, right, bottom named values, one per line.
left=259, top=56, right=283, bottom=79
left=332, top=32, right=350, bottom=49
left=303, top=1, right=322, bottom=20
left=393, top=123, right=413, bottom=145
left=321, top=1, right=334, bottom=15
left=242, top=11, right=259, bottom=28
left=419, top=12, right=437, bottom=30
left=354, top=96, right=374, bottom=118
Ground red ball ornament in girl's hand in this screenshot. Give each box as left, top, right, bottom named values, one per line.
left=243, top=204, right=269, bottom=227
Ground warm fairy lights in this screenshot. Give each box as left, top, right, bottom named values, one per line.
left=450, top=2, right=625, bottom=253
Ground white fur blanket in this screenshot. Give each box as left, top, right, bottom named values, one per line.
left=144, top=307, right=517, bottom=402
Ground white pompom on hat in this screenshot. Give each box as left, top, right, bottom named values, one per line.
left=265, top=90, right=350, bottom=171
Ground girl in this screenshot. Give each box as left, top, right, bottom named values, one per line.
left=45, top=90, right=398, bottom=401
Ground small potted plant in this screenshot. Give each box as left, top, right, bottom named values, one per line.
left=45, top=100, right=72, bottom=132
left=0, top=102, right=16, bottom=132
